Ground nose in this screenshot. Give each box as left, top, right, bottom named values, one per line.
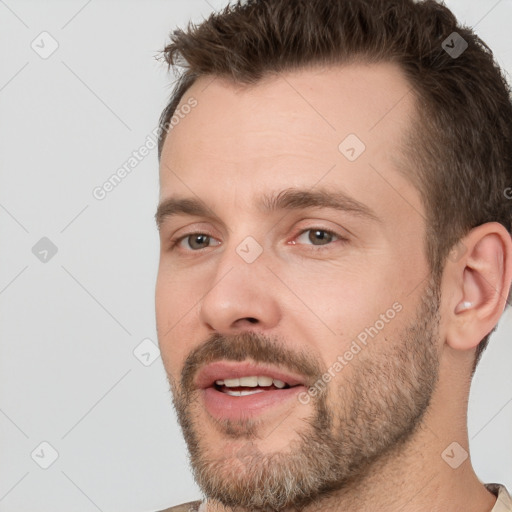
left=199, top=242, right=282, bottom=334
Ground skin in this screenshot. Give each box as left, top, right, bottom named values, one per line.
left=155, top=62, right=512, bottom=511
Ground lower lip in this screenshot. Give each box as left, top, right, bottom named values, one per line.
left=201, top=386, right=307, bottom=421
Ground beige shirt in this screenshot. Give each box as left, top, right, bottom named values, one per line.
left=487, top=484, right=512, bottom=512
left=157, top=483, right=512, bottom=511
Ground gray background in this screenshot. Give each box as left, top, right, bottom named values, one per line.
left=0, top=1, right=511, bottom=511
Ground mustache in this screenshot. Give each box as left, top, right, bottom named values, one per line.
left=180, top=331, right=323, bottom=395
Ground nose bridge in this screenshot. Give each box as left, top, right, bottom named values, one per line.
left=214, top=219, right=268, bottom=280
left=199, top=231, right=281, bottom=330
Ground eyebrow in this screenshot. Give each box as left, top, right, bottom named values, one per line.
left=154, top=187, right=380, bottom=229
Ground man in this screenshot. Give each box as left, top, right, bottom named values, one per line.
left=153, top=0, right=512, bottom=510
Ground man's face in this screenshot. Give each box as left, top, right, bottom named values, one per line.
left=156, top=63, right=442, bottom=510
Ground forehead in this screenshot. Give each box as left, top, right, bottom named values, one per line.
left=158, top=62, right=422, bottom=223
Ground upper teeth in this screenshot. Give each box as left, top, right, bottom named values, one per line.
left=215, top=376, right=287, bottom=388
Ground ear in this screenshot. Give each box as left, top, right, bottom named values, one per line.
left=443, top=222, right=512, bottom=352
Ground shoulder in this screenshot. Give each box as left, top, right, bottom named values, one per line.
left=155, top=500, right=203, bottom=512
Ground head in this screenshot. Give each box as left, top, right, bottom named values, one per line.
left=154, top=0, right=512, bottom=510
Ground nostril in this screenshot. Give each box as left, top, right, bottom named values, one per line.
left=246, top=318, right=258, bottom=323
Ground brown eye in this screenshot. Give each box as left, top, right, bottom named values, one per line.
left=186, top=234, right=211, bottom=250
left=296, top=228, right=341, bottom=247
left=309, top=229, right=335, bottom=245
left=170, top=232, right=221, bottom=252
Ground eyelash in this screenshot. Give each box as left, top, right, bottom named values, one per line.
left=168, top=227, right=348, bottom=253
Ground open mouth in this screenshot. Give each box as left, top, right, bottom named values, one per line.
left=213, top=375, right=297, bottom=396
left=196, top=361, right=308, bottom=420
left=196, top=361, right=307, bottom=391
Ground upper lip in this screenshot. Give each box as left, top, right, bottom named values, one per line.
left=195, top=360, right=307, bottom=389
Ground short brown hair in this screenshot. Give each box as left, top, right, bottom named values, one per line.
left=156, top=0, right=512, bottom=372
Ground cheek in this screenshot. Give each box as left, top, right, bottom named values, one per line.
left=286, top=263, right=408, bottom=369
left=155, top=272, right=190, bottom=376
left=285, top=264, right=384, bottom=331
left=155, top=273, right=172, bottom=335
left=155, top=267, right=196, bottom=328
left=158, top=332, right=186, bottom=385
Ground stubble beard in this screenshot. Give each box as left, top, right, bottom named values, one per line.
left=167, top=279, right=441, bottom=511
